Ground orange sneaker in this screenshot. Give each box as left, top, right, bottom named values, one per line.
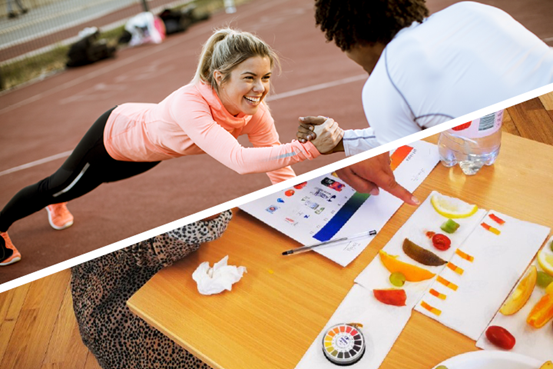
left=46, top=202, right=74, bottom=230
left=0, top=232, right=21, bottom=266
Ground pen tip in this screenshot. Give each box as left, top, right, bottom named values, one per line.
left=282, top=251, right=290, bottom=255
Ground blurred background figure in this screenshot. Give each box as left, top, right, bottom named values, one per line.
left=158, top=5, right=210, bottom=36
left=121, top=12, right=166, bottom=47
left=7, top=0, right=27, bottom=19
left=158, top=8, right=192, bottom=35
left=66, top=27, right=116, bottom=68
left=224, top=0, right=236, bottom=14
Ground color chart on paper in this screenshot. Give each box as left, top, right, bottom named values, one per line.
left=242, top=173, right=364, bottom=243
left=240, top=140, right=440, bottom=266
left=312, top=145, right=413, bottom=241
left=314, top=192, right=370, bottom=241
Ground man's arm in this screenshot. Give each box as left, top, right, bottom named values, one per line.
left=297, top=116, right=379, bottom=156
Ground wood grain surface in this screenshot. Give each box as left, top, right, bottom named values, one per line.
left=128, top=132, right=553, bottom=369
left=0, top=269, right=102, bottom=369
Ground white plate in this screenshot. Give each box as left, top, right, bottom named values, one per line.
left=436, top=350, right=542, bottom=369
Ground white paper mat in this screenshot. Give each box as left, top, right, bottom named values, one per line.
left=297, top=192, right=485, bottom=369
left=476, top=236, right=553, bottom=362
left=296, top=193, right=551, bottom=368
left=415, top=211, right=550, bottom=340
left=355, top=190, right=486, bottom=293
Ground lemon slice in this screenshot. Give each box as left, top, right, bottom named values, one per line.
left=499, top=266, right=536, bottom=315
left=538, top=248, right=553, bottom=277
left=430, top=193, right=478, bottom=218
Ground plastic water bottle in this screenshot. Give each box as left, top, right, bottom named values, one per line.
left=438, top=110, right=503, bottom=175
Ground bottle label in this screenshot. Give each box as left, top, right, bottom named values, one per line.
left=449, top=110, right=503, bottom=139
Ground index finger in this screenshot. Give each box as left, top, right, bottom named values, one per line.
left=336, top=167, right=379, bottom=195
left=377, top=177, right=419, bottom=206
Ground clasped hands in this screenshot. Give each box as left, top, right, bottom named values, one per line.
left=296, top=116, right=419, bottom=205
left=297, top=116, right=344, bottom=154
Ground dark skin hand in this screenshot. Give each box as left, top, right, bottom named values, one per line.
left=297, top=116, right=344, bottom=154
left=336, top=153, right=420, bottom=205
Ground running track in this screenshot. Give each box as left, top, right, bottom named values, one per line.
left=1, top=0, right=552, bottom=283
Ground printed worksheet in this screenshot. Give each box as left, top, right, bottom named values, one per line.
left=240, top=140, right=440, bottom=266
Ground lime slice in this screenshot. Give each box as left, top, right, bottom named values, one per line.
left=538, top=248, right=553, bottom=277
left=537, top=271, right=553, bottom=289
left=430, top=193, right=478, bottom=219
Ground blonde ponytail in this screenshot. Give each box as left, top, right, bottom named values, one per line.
left=192, top=27, right=280, bottom=92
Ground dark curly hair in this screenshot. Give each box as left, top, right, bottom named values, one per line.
left=315, top=0, right=429, bottom=51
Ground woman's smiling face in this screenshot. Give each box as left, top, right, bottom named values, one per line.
left=215, top=56, right=272, bottom=116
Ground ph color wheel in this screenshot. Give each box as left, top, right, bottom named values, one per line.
left=322, top=323, right=365, bottom=366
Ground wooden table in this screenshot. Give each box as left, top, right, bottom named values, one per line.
left=128, top=133, right=553, bottom=369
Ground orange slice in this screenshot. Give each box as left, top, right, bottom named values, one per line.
left=540, top=361, right=553, bottom=369
left=500, top=266, right=537, bottom=315
left=379, top=250, right=436, bottom=282
left=527, top=290, right=553, bottom=329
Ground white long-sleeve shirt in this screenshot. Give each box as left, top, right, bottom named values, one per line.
left=343, top=1, right=553, bottom=156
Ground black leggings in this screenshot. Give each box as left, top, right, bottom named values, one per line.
left=0, top=108, right=160, bottom=232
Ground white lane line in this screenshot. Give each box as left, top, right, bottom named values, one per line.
left=0, top=150, right=72, bottom=177
left=0, top=73, right=366, bottom=177
left=267, top=74, right=366, bottom=101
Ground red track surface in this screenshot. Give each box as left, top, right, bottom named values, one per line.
left=1, top=0, right=552, bottom=284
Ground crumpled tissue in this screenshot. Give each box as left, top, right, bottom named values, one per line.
left=192, top=255, right=247, bottom=295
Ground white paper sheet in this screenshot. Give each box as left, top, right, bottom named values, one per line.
left=355, top=191, right=486, bottom=293
left=415, top=212, right=550, bottom=340
left=240, top=141, right=440, bottom=266
left=295, top=193, right=551, bottom=369
left=476, top=236, right=553, bottom=362
left=297, top=193, right=485, bottom=369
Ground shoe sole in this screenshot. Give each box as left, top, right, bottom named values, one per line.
left=0, top=255, right=21, bottom=266
left=46, top=207, right=73, bottom=230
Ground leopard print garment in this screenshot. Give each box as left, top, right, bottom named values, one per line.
left=71, top=211, right=232, bottom=369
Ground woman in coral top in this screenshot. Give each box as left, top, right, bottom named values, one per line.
left=0, top=28, right=343, bottom=265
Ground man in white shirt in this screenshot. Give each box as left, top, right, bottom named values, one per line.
left=299, top=0, right=553, bottom=156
